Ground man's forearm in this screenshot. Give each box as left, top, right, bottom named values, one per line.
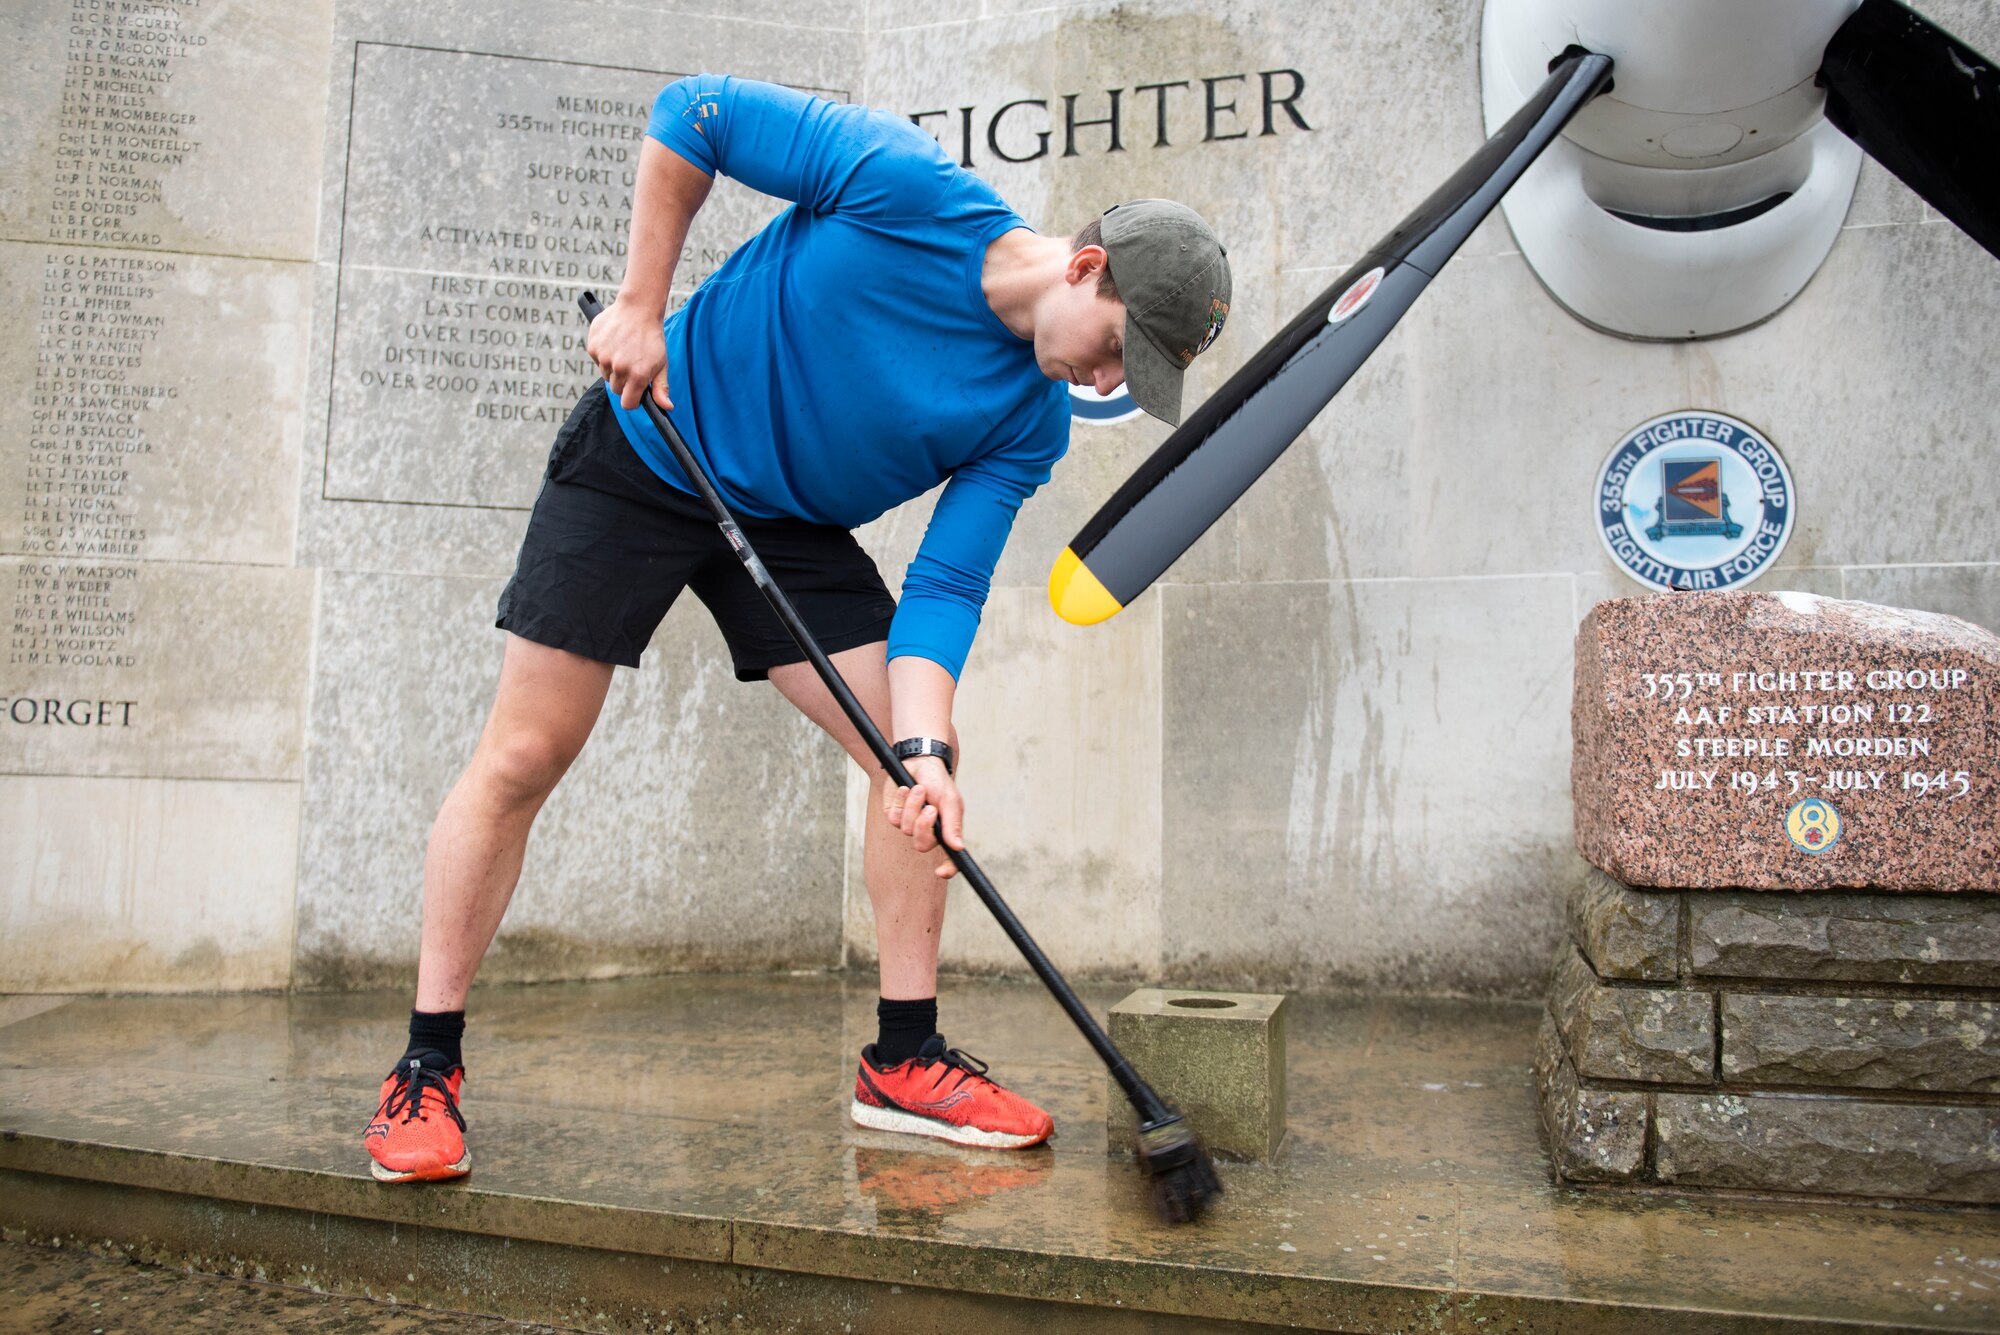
left=888, top=655, right=958, bottom=752
left=617, top=136, right=715, bottom=316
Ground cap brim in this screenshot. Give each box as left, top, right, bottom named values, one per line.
left=1123, top=311, right=1185, bottom=427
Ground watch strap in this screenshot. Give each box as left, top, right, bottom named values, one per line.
left=892, top=736, right=955, bottom=776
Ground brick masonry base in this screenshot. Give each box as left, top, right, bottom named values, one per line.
left=1536, top=869, right=2000, bottom=1205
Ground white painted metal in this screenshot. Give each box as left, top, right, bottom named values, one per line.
left=1481, top=0, right=1865, bottom=339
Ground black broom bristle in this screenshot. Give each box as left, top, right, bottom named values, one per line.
left=1136, top=1113, right=1223, bottom=1224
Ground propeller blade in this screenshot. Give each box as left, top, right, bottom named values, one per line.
left=1819, top=0, right=2000, bottom=259
left=1049, top=50, right=1613, bottom=626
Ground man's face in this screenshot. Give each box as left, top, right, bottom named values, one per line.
left=1035, top=247, right=1127, bottom=396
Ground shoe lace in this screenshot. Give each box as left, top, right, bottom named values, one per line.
left=925, top=1046, right=995, bottom=1095
left=383, top=1058, right=466, bottom=1131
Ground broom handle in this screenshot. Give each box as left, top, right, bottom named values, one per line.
left=577, top=292, right=1170, bottom=1124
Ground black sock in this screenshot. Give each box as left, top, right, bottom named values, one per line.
left=875, top=996, right=938, bottom=1066
left=401, top=1009, right=466, bottom=1071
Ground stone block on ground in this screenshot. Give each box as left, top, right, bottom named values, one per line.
left=1572, top=591, right=2000, bottom=891
left=1106, top=989, right=1285, bottom=1162
left=1689, top=893, right=2000, bottom=986
left=1547, top=948, right=1715, bottom=1084
left=1654, top=1092, right=2000, bottom=1204
left=1721, top=995, right=2000, bottom=1093
left=1569, top=868, right=1681, bottom=981
left=1533, top=1012, right=1647, bottom=1182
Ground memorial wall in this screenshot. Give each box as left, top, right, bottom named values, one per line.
left=3, top=0, right=328, bottom=990
left=4, top=0, right=1997, bottom=997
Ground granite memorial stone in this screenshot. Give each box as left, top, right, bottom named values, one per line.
left=1543, top=591, right=2000, bottom=1205
left=1573, top=591, right=2000, bottom=891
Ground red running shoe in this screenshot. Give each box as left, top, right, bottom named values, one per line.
left=852, top=1035, right=1054, bottom=1149
left=364, top=1055, right=470, bottom=1183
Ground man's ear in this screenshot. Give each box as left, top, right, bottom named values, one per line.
left=1065, top=244, right=1110, bottom=286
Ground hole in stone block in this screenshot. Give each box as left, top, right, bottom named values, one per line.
left=1167, top=997, right=1238, bottom=1009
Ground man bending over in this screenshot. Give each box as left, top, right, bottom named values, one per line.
left=364, top=72, right=1231, bottom=1181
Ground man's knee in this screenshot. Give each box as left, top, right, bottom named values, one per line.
left=475, top=723, right=584, bottom=804
left=470, top=634, right=611, bottom=803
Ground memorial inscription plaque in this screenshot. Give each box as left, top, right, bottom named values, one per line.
left=1573, top=591, right=1999, bottom=891
left=3, top=5, right=321, bottom=788
left=3, top=243, right=311, bottom=780
left=3, top=245, right=306, bottom=568
left=3, top=0, right=328, bottom=257
left=2, top=557, right=310, bottom=780
left=324, top=45, right=836, bottom=510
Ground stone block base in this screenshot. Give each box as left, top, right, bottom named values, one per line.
left=1107, top=989, right=1286, bottom=1162
left=1537, top=870, right=2000, bottom=1205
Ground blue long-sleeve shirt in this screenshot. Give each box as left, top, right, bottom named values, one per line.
left=607, top=74, right=1071, bottom=679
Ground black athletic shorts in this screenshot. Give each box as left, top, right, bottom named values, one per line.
left=497, top=385, right=897, bottom=680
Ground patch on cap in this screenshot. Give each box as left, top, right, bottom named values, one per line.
left=1195, top=298, right=1229, bottom=356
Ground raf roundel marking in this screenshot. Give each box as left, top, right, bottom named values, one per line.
left=1785, top=797, right=1842, bottom=855
left=1327, top=267, right=1384, bottom=325
left=1594, top=409, right=1796, bottom=592
left=1069, top=382, right=1144, bottom=424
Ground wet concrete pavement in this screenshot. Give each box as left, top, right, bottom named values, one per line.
left=0, top=1237, right=569, bottom=1333
left=2, top=974, right=1998, bottom=1331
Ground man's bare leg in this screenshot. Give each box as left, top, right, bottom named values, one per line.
left=414, top=633, right=616, bottom=1012
left=768, top=642, right=948, bottom=998
left=369, top=633, right=615, bottom=1182
left=707, top=644, right=1055, bottom=1149
left=772, top=643, right=1052, bottom=1147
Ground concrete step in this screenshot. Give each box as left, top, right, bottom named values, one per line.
left=0, top=1236, right=573, bottom=1334
left=4, top=976, right=1997, bottom=1333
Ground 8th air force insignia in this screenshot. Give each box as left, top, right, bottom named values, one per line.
left=1785, top=797, right=1842, bottom=854
left=1595, top=410, right=1795, bottom=591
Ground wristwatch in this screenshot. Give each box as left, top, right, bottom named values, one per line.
left=892, top=737, right=955, bottom=776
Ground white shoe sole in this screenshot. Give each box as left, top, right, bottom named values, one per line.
left=369, top=1151, right=471, bottom=1183
left=850, top=1098, right=1048, bottom=1149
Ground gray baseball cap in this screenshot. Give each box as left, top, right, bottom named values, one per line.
left=1100, top=200, right=1231, bottom=426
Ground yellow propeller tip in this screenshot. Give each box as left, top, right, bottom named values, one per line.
left=1048, top=547, right=1123, bottom=625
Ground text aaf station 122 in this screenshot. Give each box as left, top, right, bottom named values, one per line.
left=904, top=69, right=1314, bottom=168
left=1637, top=665, right=1977, bottom=804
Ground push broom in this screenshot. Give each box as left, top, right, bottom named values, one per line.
left=578, top=291, right=1222, bottom=1223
